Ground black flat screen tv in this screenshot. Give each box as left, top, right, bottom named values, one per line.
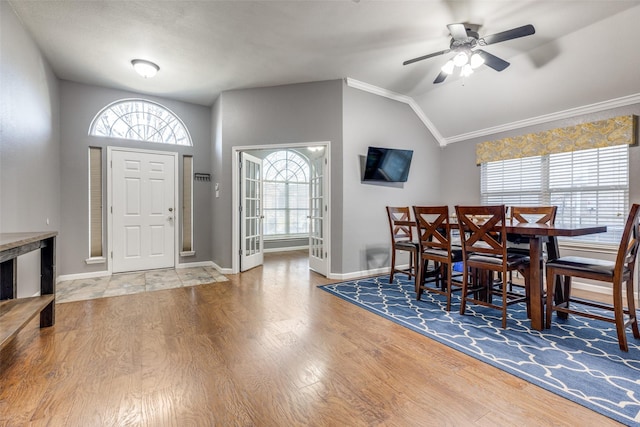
left=363, top=146, right=413, bottom=182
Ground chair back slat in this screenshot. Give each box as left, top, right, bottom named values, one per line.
left=511, top=206, right=557, bottom=225
left=413, top=206, right=450, bottom=252
left=616, top=203, right=640, bottom=277
left=386, top=207, right=413, bottom=242
left=455, top=205, right=507, bottom=257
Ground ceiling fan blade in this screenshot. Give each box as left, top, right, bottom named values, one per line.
left=476, top=50, right=510, bottom=71
left=403, top=48, right=451, bottom=66
left=479, top=24, right=535, bottom=46
left=447, top=23, right=468, bottom=41
left=433, top=71, right=448, bottom=84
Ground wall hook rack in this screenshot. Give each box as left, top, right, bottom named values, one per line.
left=194, top=173, right=211, bottom=182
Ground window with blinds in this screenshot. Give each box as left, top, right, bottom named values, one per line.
left=481, top=145, right=629, bottom=244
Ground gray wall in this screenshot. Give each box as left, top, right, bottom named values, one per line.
left=0, top=2, right=61, bottom=296
left=212, top=80, right=343, bottom=271
left=342, top=85, right=442, bottom=275
left=59, top=81, right=213, bottom=276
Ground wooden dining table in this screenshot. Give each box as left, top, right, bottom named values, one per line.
left=502, top=221, right=607, bottom=330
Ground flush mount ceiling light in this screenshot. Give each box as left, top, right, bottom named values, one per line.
left=131, top=59, right=159, bottom=78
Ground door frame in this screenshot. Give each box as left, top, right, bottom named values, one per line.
left=107, top=146, right=179, bottom=274
left=231, top=141, right=331, bottom=275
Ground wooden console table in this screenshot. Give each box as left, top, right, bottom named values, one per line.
left=0, top=232, right=57, bottom=349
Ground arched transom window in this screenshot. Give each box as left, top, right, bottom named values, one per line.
left=89, top=99, right=192, bottom=146
left=263, top=150, right=310, bottom=236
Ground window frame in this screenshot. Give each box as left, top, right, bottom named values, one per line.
left=86, top=147, right=105, bottom=263
left=88, top=98, right=192, bottom=146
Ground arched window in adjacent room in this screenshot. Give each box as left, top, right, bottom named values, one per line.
left=263, top=150, right=310, bottom=237
left=89, top=98, right=192, bottom=146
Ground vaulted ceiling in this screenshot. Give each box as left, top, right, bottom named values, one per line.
left=8, top=1, right=640, bottom=144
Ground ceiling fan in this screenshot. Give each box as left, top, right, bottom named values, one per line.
left=403, top=23, right=535, bottom=84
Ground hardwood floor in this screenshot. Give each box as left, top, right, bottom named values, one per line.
left=0, top=251, right=622, bottom=426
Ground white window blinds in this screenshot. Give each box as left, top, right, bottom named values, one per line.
left=481, top=145, right=629, bottom=244
left=548, top=145, right=628, bottom=243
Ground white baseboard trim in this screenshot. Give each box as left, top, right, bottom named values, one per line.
left=57, top=270, right=111, bottom=283
left=328, top=266, right=393, bottom=281
left=571, top=281, right=610, bottom=295
left=57, top=261, right=232, bottom=283
left=176, top=260, right=214, bottom=269
left=561, top=281, right=639, bottom=300
left=212, top=261, right=233, bottom=275
left=177, top=260, right=231, bottom=275
left=264, top=246, right=309, bottom=253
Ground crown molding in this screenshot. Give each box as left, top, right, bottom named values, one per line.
left=344, top=78, right=446, bottom=146
left=444, top=93, right=640, bottom=144
left=345, top=78, right=640, bottom=148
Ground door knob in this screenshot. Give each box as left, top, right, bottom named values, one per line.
left=168, top=207, right=174, bottom=212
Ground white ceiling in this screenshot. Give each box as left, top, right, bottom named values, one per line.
left=8, top=0, right=640, bottom=142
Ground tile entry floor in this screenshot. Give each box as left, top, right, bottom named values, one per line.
left=56, top=266, right=228, bottom=303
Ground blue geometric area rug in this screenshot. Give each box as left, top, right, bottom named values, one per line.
left=319, top=275, right=640, bottom=426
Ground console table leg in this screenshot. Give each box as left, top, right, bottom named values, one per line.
left=40, top=237, right=56, bottom=327
left=0, top=258, right=17, bottom=300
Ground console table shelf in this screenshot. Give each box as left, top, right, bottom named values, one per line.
left=0, top=295, right=55, bottom=349
left=0, top=232, right=57, bottom=350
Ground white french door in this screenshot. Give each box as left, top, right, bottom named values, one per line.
left=308, top=149, right=328, bottom=275
left=240, top=152, right=264, bottom=272
left=110, top=149, right=176, bottom=273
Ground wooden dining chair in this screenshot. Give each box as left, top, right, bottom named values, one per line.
left=507, top=206, right=559, bottom=289
left=455, top=205, right=531, bottom=329
left=545, top=203, right=640, bottom=352
left=412, top=205, right=463, bottom=311
left=386, top=206, right=418, bottom=283
left=508, top=205, right=558, bottom=249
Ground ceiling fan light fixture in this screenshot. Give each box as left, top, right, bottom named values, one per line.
left=453, top=51, right=469, bottom=67
left=441, top=60, right=455, bottom=75
left=460, top=64, right=474, bottom=77
left=131, top=59, right=160, bottom=78
left=470, top=52, right=485, bottom=69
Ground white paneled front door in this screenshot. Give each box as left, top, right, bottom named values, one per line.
left=110, top=149, right=176, bottom=273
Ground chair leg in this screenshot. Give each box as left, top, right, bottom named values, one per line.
left=563, top=276, right=572, bottom=311
left=625, top=278, right=640, bottom=339
left=612, top=278, right=629, bottom=352
left=414, top=257, right=421, bottom=298
left=407, top=250, right=415, bottom=280
left=445, top=264, right=452, bottom=312
left=501, top=269, right=508, bottom=329
left=459, top=267, right=468, bottom=315
left=546, top=268, right=554, bottom=329
left=389, top=249, right=396, bottom=283
left=520, top=265, right=531, bottom=319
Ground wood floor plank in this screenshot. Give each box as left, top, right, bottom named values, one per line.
left=0, top=250, right=624, bottom=426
